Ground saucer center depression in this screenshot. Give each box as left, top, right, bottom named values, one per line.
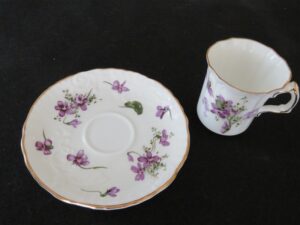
left=84, top=113, right=134, bottom=154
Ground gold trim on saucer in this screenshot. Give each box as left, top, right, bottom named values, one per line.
left=21, top=68, right=190, bottom=210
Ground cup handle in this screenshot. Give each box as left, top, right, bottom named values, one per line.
left=257, top=81, right=299, bottom=116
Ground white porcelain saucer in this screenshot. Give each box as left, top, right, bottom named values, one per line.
left=21, top=68, right=190, bottom=210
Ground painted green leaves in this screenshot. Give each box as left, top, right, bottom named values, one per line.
left=124, top=101, right=143, bottom=115
left=81, top=187, right=120, bottom=197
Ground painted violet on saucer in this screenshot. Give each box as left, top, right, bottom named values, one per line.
left=21, top=69, right=189, bottom=210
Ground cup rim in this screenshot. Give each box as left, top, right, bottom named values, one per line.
left=206, top=37, right=292, bottom=94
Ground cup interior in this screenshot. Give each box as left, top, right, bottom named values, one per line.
left=207, top=38, right=291, bottom=93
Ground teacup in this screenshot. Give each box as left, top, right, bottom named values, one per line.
left=197, top=38, right=299, bottom=135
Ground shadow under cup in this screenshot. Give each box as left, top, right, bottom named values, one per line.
left=207, top=38, right=291, bottom=93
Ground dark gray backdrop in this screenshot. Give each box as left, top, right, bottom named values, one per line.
left=0, top=0, right=299, bottom=225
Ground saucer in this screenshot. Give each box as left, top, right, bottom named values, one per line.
left=21, top=68, right=190, bottom=210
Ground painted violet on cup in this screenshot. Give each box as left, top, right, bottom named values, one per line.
left=197, top=38, right=299, bottom=135
left=202, top=78, right=258, bottom=134
left=210, top=95, right=257, bottom=133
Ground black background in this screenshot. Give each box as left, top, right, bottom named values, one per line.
left=1, top=0, right=300, bottom=224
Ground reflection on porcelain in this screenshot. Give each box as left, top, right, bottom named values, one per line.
left=197, top=38, right=299, bottom=136
left=21, top=68, right=189, bottom=210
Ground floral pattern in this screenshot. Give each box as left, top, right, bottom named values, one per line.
left=211, top=95, right=258, bottom=133
left=34, top=76, right=181, bottom=199
left=127, top=128, right=173, bottom=181
left=54, top=89, right=97, bottom=127
left=104, top=80, right=129, bottom=93
left=67, top=150, right=106, bottom=169
left=156, top=105, right=172, bottom=119
left=81, top=187, right=120, bottom=197
left=159, top=129, right=170, bottom=146
left=202, top=77, right=258, bottom=133
left=35, top=131, right=54, bottom=155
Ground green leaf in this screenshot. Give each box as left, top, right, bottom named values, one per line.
left=124, top=101, right=143, bottom=115
left=216, top=99, right=223, bottom=108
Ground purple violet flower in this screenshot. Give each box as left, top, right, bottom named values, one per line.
left=159, top=129, right=170, bottom=146
left=68, top=119, right=81, bottom=128
left=105, top=187, right=120, bottom=197
left=75, top=94, right=88, bottom=111
left=35, top=141, right=44, bottom=151
left=156, top=106, right=169, bottom=119
left=67, top=150, right=89, bottom=167
left=35, top=131, right=53, bottom=155
left=131, top=163, right=145, bottom=181
left=35, top=139, right=53, bottom=155
left=112, top=80, right=129, bottom=93
left=138, top=152, right=161, bottom=168
left=211, top=95, right=233, bottom=118
left=55, top=101, right=71, bottom=117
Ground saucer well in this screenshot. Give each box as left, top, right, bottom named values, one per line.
left=21, top=68, right=190, bottom=210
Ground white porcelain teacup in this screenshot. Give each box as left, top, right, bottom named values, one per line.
left=197, top=38, right=299, bottom=136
